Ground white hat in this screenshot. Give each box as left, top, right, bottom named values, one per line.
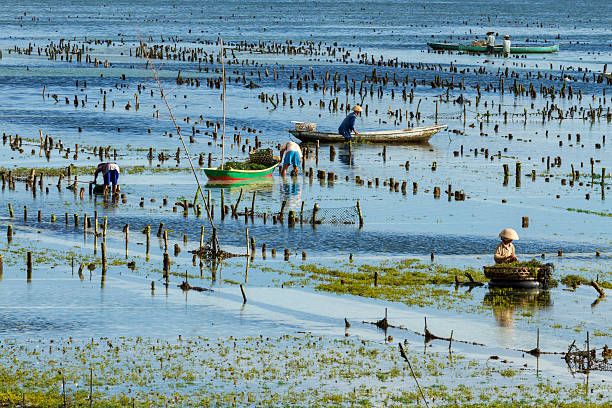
left=499, top=228, right=519, bottom=240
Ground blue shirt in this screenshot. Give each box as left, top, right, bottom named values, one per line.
left=338, top=112, right=357, bottom=135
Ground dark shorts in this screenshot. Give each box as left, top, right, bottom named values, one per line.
left=487, top=45, right=495, bottom=54
left=283, top=151, right=300, bottom=167
left=103, top=169, right=119, bottom=185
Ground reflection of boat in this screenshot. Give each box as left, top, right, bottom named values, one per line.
left=288, top=125, right=446, bottom=144
left=483, top=288, right=552, bottom=309
left=202, top=162, right=279, bottom=181
left=483, top=288, right=552, bottom=328
left=205, top=177, right=275, bottom=192
left=427, top=42, right=560, bottom=54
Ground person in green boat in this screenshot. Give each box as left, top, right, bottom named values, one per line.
left=279, top=140, right=302, bottom=178
left=494, top=228, right=519, bottom=264
left=503, top=35, right=511, bottom=57
left=486, top=31, right=496, bottom=55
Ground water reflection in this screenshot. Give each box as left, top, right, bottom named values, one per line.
left=205, top=177, right=275, bottom=200
left=338, top=143, right=355, bottom=167
left=280, top=179, right=301, bottom=210
left=483, top=288, right=552, bottom=329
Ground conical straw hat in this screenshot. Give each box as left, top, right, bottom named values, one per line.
left=499, top=228, right=519, bottom=240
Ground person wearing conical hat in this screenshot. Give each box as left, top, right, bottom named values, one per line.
left=338, top=105, right=362, bottom=142
left=494, top=228, right=519, bottom=264
left=503, top=35, right=511, bottom=57
left=486, top=31, right=496, bottom=55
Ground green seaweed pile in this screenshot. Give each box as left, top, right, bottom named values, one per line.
left=503, top=260, right=545, bottom=268
left=222, top=161, right=267, bottom=170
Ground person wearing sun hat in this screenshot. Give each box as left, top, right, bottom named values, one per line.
left=486, top=31, right=496, bottom=55
left=338, top=105, right=362, bottom=142
left=494, top=228, right=519, bottom=264
left=503, top=35, right=511, bottom=57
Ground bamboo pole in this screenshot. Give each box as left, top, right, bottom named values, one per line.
left=141, top=39, right=218, bottom=251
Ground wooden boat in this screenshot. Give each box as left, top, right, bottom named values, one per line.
left=288, top=124, right=446, bottom=144
left=427, top=42, right=461, bottom=51
left=202, top=162, right=279, bottom=181
left=428, top=42, right=560, bottom=54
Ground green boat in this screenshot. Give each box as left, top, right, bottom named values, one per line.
left=202, top=162, right=279, bottom=181
left=427, top=42, right=560, bottom=54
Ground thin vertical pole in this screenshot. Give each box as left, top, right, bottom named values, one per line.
left=221, top=38, right=226, bottom=168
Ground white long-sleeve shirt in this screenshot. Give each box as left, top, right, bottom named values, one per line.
left=487, top=34, right=496, bottom=47
left=503, top=39, right=511, bottom=54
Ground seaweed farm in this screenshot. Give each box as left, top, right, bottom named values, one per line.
left=0, top=0, right=611, bottom=406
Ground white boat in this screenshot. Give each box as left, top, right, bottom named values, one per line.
left=288, top=124, right=447, bottom=144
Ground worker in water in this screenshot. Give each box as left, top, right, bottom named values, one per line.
left=486, top=31, right=496, bottom=55
left=503, top=35, right=511, bottom=57
left=494, top=228, right=519, bottom=264
left=93, top=162, right=120, bottom=195
left=338, top=105, right=362, bottom=141
left=279, top=141, right=302, bottom=178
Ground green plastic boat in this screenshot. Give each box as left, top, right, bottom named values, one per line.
left=202, top=162, right=279, bottom=181
left=428, top=42, right=560, bottom=54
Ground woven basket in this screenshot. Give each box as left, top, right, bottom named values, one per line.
left=483, top=265, right=538, bottom=281
left=248, top=148, right=277, bottom=167
left=294, top=122, right=316, bottom=132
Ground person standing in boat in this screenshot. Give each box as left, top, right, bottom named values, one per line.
left=93, top=162, right=120, bottom=195
left=503, top=35, right=511, bottom=57
left=338, top=105, right=362, bottom=141
left=279, top=141, right=302, bottom=178
left=486, top=31, right=496, bottom=55
left=494, top=228, right=519, bottom=264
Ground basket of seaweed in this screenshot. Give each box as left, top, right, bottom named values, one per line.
left=248, top=148, right=278, bottom=167
left=293, top=122, right=317, bottom=132
left=483, top=260, right=551, bottom=282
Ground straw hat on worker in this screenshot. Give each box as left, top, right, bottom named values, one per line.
left=352, top=105, right=363, bottom=112
left=499, top=228, right=519, bottom=240
left=495, top=228, right=519, bottom=264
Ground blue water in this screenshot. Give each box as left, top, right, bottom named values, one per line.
left=0, top=1, right=610, bottom=392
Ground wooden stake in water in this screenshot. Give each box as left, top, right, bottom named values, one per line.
left=26, top=252, right=32, bottom=281
left=245, top=228, right=250, bottom=256
left=240, top=284, right=247, bottom=304
left=101, top=242, right=107, bottom=274
left=124, top=224, right=129, bottom=257
left=356, top=200, right=364, bottom=228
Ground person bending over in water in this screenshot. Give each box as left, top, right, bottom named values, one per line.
left=338, top=105, right=362, bottom=141
left=279, top=141, right=302, bottom=178
left=494, top=228, right=518, bottom=264
left=93, top=162, right=120, bottom=195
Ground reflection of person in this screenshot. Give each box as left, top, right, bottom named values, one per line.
left=338, top=105, right=362, bottom=141
left=494, top=228, right=518, bottom=264
left=280, top=181, right=301, bottom=209
left=338, top=143, right=355, bottom=167
left=279, top=141, right=302, bottom=178
left=493, top=308, right=515, bottom=328
left=503, top=35, right=511, bottom=57
left=93, top=162, right=120, bottom=194
left=486, top=31, right=496, bottom=54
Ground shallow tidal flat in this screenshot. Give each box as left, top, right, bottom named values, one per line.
left=0, top=0, right=611, bottom=406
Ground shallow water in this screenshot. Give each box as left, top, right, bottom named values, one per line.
left=0, top=0, right=611, bottom=403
